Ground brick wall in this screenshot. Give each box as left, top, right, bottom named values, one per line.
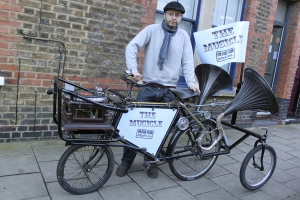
left=1, top=0, right=299, bottom=141
left=234, top=0, right=277, bottom=88
left=0, top=0, right=158, bottom=141
left=275, top=1, right=300, bottom=100
left=273, top=1, right=300, bottom=121
left=207, top=96, right=257, bottom=128
left=233, top=0, right=277, bottom=126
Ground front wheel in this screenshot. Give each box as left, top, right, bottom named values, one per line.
left=57, top=145, right=114, bottom=195
left=240, top=144, right=276, bottom=190
left=168, top=120, right=220, bottom=181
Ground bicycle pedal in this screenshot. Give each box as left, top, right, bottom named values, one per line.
left=141, top=161, right=150, bottom=171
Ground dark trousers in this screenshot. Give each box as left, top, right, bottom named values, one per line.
left=121, top=86, right=175, bottom=166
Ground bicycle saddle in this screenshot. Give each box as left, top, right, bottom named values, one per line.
left=169, top=88, right=199, bottom=100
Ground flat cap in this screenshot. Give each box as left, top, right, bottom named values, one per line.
left=164, top=1, right=185, bottom=14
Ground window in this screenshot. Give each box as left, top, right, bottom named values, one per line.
left=213, top=0, right=243, bottom=27
left=275, top=0, right=287, bottom=24
left=213, top=0, right=245, bottom=77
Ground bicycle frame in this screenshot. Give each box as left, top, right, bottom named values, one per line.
left=48, top=64, right=279, bottom=193
left=49, top=76, right=213, bottom=162
left=49, top=73, right=275, bottom=164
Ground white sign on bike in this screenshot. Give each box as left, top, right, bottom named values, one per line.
left=117, top=107, right=177, bottom=155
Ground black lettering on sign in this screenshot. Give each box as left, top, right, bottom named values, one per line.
left=129, top=120, right=162, bottom=127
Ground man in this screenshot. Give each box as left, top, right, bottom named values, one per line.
left=116, top=1, right=198, bottom=179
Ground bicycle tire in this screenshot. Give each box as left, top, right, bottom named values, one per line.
left=240, top=144, right=276, bottom=190
left=169, top=120, right=220, bottom=181
left=57, top=145, right=114, bottom=195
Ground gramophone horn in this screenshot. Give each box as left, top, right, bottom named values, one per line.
left=222, top=68, right=279, bottom=116
left=201, top=68, right=279, bottom=151
left=195, top=64, right=232, bottom=107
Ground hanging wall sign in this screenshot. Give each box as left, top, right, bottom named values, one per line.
left=117, top=107, right=177, bottom=155
left=194, top=21, right=249, bottom=66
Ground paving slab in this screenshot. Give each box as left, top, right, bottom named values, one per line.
left=148, top=186, right=197, bottom=200
left=172, top=175, right=220, bottom=196
left=0, top=154, right=39, bottom=176
left=235, top=144, right=254, bottom=154
left=31, top=142, right=67, bottom=162
left=284, top=193, right=300, bottom=200
left=99, top=182, right=152, bottom=200
left=267, top=142, right=295, bottom=152
left=261, top=179, right=297, bottom=200
left=228, top=152, right=248, bottom=163
left=271, top=167, right=297, bottom=183
left=270, top=131, right=297, bottom=140
left=238, top=190, right=274, bottom=200
left=274, top=149, right=297, bottom=161
left=210, top=174, right=255, bottom=198
left=195, top=188, right=238, bottom=200
left=228, top=146, right=244, bottom=155
left=276, top=158, right=298, bottom=170
left=0, top=142, right=33, bottom=156
left=39, top=160, right=59, bottom=182
left=129, top=170, right=178, bottom=192
left=47, top=182, right=103, bottom=200
left=222, top=162, right=242, bottom=176
left=287, top=143, right=300, bottom=150
left=215, top=154, right=238, bottom=165
left=286, top=157, right=300, bottom=167
left=285, top=166, right=300, bottom=178
left=268, top=136, right=294, bottom=145
left=284, top=178, right=300, bottom=193
left=30, top=197, right=51, bottom=200
left=0, top=173, right=48, bottom=200
left=204, top=163, right=230, bottom=179
left=0, top=122, right=300, bottom=200
left=286, top=149, right=300, bottom=158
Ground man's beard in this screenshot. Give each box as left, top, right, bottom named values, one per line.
left=166, top=20, right=177, bottom=30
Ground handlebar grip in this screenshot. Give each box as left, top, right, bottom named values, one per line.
left=46, top=89, right=55, bottom=95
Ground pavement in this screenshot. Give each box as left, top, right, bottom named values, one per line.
left=0, top=122, right=300, bottom=200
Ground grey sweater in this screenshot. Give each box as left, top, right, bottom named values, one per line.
left=125, top=24, right=196, bottom=87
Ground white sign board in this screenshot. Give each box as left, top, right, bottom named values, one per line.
left=194, top=21, right=249, bottom=66
left=117, top=107, right=177, bottom=155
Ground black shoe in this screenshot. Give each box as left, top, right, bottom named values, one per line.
left=116, top=164, right=129, bottom=177
left=147, top=166, right=158, bottom=178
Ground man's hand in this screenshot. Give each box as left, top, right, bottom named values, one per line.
left=189, top=85, right=200, bottom=93
left=133, top=72, right=142, bottom=82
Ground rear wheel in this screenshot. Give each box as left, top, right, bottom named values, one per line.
left=240, top=144, right=276, bottom=190
left=168, top=120, right=220, bottom=180
left=57, top=145, right=114, bottom=195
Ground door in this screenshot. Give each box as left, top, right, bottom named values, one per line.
left=287, top=55, right=300, bottom=115
left=264, top=26, right=283, bottom=87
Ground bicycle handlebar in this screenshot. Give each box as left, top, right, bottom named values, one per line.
left=121, top=71, right=166, bottom=88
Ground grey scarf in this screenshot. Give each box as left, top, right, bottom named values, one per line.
left=157, top=20, right=178, bottom=70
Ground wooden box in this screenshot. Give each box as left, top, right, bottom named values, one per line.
left=60, top=90, right=114, bottom=131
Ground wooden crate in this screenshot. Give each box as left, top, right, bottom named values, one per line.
left=60, top=90, right=114, bottom=131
